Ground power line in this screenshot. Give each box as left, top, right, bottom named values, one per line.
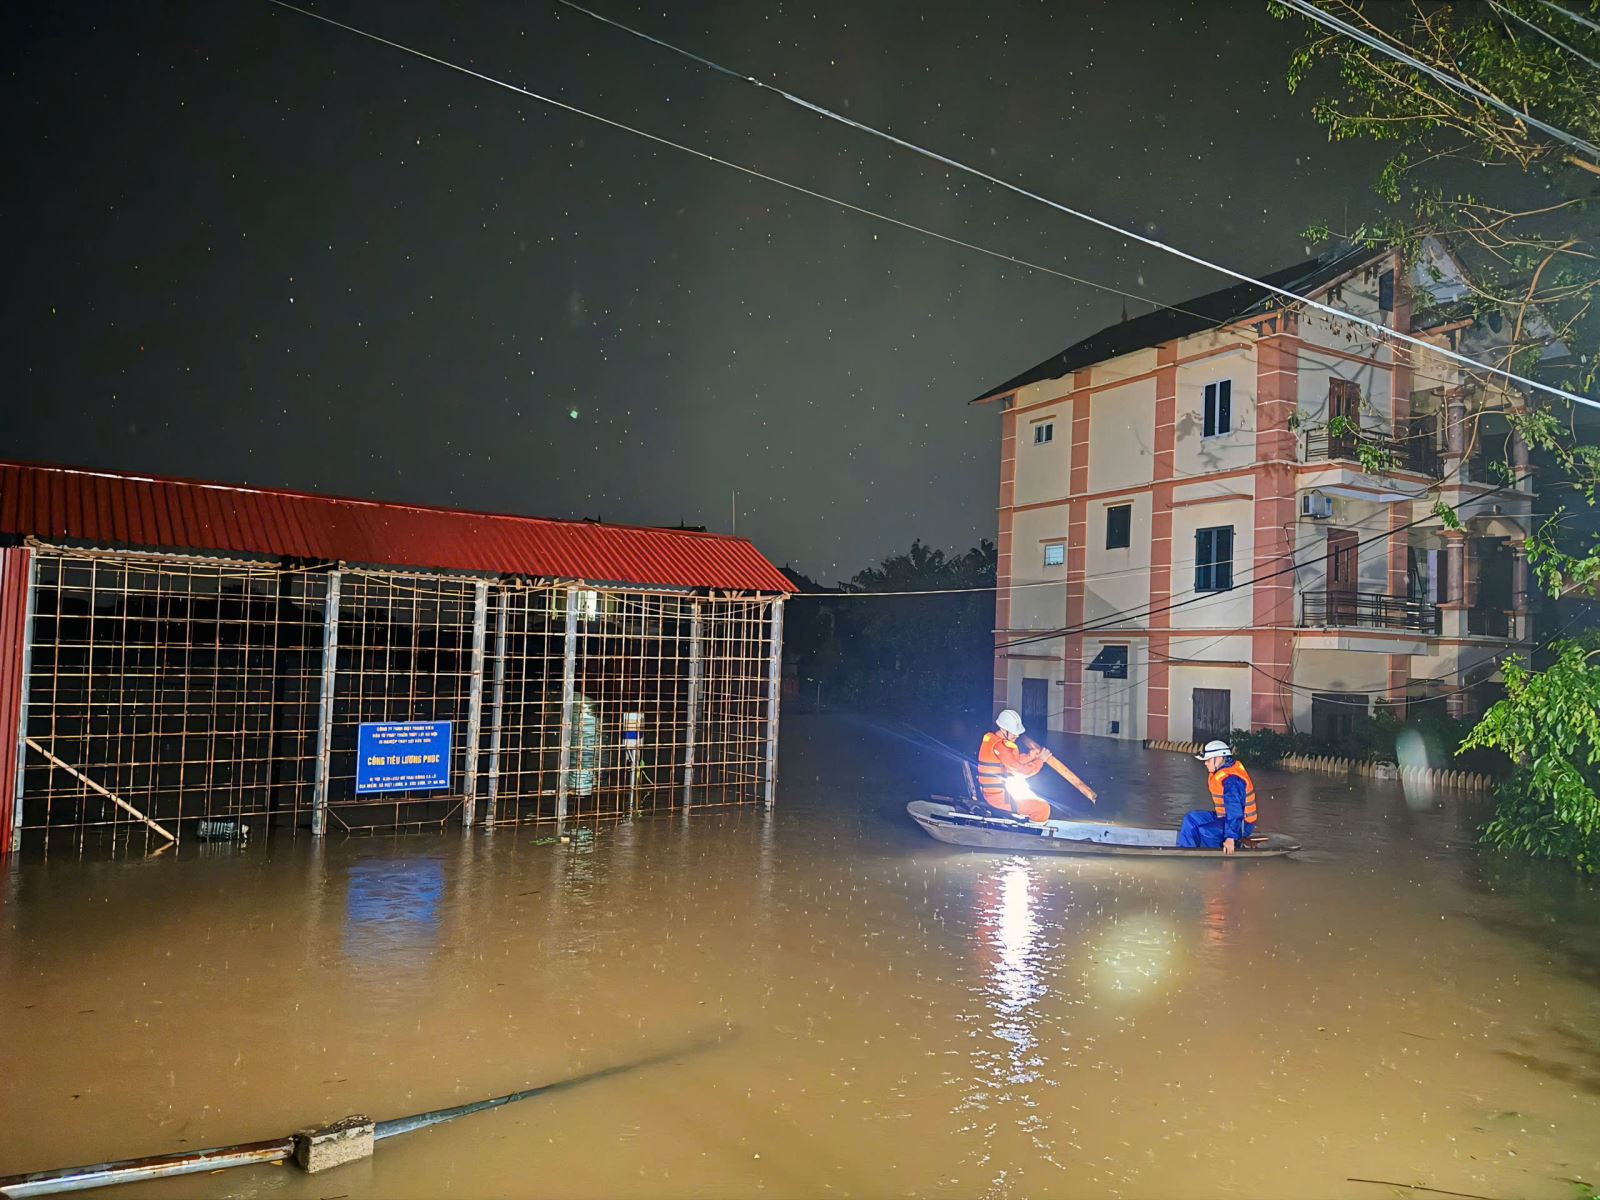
left=265, top=1, right=1586, bottom=421
left=1490, top=0, right=1600, bottom=73
left=997, top=459, right=1524, bottom=649
left=557, top=0, right=1600, bottom=414
left=1279, top=0, right=1600, bottom=160
left=261, top=0, right=1216, bottom=327
left=1534, top=0, right=1600, bottom=37
left=998, top=476, right=1523, bottom=652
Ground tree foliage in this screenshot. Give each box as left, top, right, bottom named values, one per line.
left=1463, top=638, right=1600, bottom=872
left=1275, top=0, right=1600, bottom=583
left=1275, top=0, right=1600, bottom=868
left=837, top=539, right=997, bottom=715
left=784, top=540, right=997, bottom=717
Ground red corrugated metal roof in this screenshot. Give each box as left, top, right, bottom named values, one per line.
left=0, top=461, right=792, bottom=594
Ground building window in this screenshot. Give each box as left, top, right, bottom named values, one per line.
left=1043, top=543, right=1066, bottom=567
left=1194, top=526, right=1234, bottom=592
left=1203, top=380, right=1232, bottom=437
left=1378, top=269, right=1395, bottom=313
left=1034, top=422, right=1054, bottom=444
left=1105, top=503, right=1132, bottom=550
left=1087, top=644, right=1129, bottom=679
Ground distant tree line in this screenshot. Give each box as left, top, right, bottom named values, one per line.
left=782, top=539, right=996, bottom=719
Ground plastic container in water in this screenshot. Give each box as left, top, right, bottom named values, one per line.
left=195, top=819, right=249, bottom=842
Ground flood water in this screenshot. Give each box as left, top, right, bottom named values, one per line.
left=2, top=714, right=1597, bottom=1199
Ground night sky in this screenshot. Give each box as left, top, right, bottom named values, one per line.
left=5, top=1, right=1388, bottom=582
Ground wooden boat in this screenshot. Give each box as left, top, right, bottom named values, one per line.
left=907, top=798, right=1302, bottom=858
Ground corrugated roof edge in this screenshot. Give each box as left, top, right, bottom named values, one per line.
left=0, top=458, right=765, bottom=546
left=0, top=459, right=793, bottom=595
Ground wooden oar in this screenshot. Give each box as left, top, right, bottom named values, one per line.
left=1019, top=734, right=1097, bottom=804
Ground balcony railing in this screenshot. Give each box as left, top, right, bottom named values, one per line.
left=1303, top=424, right=1442, bottom=477
left=1300, top=590, right=1442, bottom=634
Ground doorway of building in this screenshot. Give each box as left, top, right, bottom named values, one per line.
left=1192, top=688, right=1232, bottom=745
left=1329, top=378, right=1360, bottom=459
left=1327, top=527, right=1360, bottom=625
left=1311, top=692, right=1367, bottom=744
left=1020, top=677, right=1051, bottom=736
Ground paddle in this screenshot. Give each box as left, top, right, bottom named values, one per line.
left=1018, top=734, right=1097, bottom=805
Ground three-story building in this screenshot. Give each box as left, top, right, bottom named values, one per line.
left=975, top=243, right=1539, bottom=744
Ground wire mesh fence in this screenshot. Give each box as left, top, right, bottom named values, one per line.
left=11, top=549, right=783, bottom=854
left=17, top=551, right=327, bottom=853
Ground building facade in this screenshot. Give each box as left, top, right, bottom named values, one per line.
left=977, top=245, right=1537, bottom=744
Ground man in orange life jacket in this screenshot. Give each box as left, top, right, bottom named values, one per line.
left=975, top=709, right=1054, bottom=823
left=1177, top=740, right=1257, bottom=853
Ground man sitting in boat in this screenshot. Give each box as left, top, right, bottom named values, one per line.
left=1177, top=740, right=1256, bottom=853
left=975, top=709, right=1054, bottom=823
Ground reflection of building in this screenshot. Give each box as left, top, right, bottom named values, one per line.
left=0, top=461, right=790, bottom=854
left=976, top=243, right=1541, bottom=742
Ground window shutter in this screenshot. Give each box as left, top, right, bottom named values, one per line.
left=1203, top=383, right=1216, bottom=438
left=1218, top=380, right=1231, bottom=434
left=1217, top=526, right=1234, bottom=589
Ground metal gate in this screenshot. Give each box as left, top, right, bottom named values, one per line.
left=7, top=549, right=784, bottom=854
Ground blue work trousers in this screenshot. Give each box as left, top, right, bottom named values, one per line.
left=1177, top=810, right=1253, bottom=849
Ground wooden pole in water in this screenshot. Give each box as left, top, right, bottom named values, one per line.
left=24, top=740, right=176, bottom=845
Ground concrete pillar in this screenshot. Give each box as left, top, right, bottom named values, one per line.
left=1444, top=389, right=1469, bottom=483
left=682, top=601, right=703, bottom=807
left=484, top=591, right=509, bottom=826
left=311, top=569, right=343, bottom=837
left=763, top=599, right=784, bottom=809
left=555, top=585, right=580, bottom=821
left=994, top=403, right=1017, bottom=710
left=461, top=581, right=489, bottom=828
left=1510, top=539, right=1532, bottom=643
left=1440, top=532, right=1468, bottom=640
left=1511, top=421, right=1531, bottom=488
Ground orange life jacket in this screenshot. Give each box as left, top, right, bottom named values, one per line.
left=976, top=731, right=1039, bottom=807
left=1208, top=760, right=1257, bottom=826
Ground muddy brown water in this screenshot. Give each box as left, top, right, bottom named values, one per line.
left=1, top=715, right=1597, bottom=1199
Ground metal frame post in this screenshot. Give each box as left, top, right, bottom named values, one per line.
left=461, top=580, right=489, bottom=827
left=310, top=569, right=342, bottom=837
left=763, top=598, right=784, bottom=809
left=554, top=584, right=580, bottom=821
left=8, top=550, right=38, bottom=854
left=484, top=589, right=510, bottom=826
left=681, top=600, right=704, bottom=807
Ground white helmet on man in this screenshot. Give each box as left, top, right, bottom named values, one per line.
left=996, top=709, right=1025, bottom=737
left=1195, top=739, right=1233, bottom=762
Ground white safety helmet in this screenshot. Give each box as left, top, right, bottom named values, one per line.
left=996, top=709, right=1025, bottom=737
left=1195, top=739, right=1233, bottom=761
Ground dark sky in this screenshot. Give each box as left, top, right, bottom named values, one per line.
left=3, top=0, right=1387, bottom=583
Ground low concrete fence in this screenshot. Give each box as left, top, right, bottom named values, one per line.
left=1142, top=740, right=1496, bottom=792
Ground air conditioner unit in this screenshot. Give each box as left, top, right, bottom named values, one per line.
left=1301, top=492, right=1334, bottom=520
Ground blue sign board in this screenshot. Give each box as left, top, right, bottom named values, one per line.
left=356, top=721, right=452, bottom=795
